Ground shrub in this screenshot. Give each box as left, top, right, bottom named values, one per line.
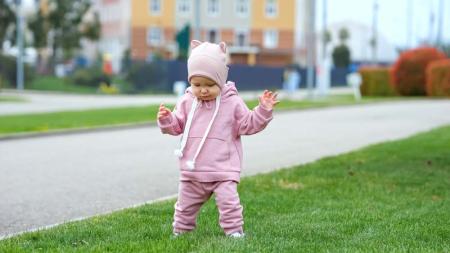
left=359, top=67, right=396, bottom=96
left=332, top=44, right=351, bottom=68
left=126, top=61, right=168, bottom=92
left=69, top=67, right=105, bottom=87
left=0, top=73, right=5, bottom=89
left=390, top=47, right=446, bottom=96
left=426, top=59, right=450, bottom=96
left=98, top=83, right=119, bottom=94
left=0, top=53, right=35, bottom=88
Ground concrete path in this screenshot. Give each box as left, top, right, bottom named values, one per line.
left=0, top=88, right=351, bottom=115
left=0, top=89, right=179, bottom=115
left=1, top=100, right=450, bottom=239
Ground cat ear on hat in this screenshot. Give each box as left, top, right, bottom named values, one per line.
left=191, top=40, right=202, bottom=49
left=219, top=42, right=227, bottom=53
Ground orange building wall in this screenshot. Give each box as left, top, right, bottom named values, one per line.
left=251, top=0, right=295, bottom=30
left=131, top=27, right=147, bottom=60
left=250, top=29, right=294, bottom=49
left=131, top=0, right=175, bottom=27
left=221, top=29, right=235, bottom=45
left=131, top=0, right=176, bottom=60
left=131, top=27, right=175, bottom=60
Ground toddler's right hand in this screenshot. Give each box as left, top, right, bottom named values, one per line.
left=157, top=103, right=172, bottom=120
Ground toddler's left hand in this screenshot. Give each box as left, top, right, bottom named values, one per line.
left=259, top=90, right=279, bottom=110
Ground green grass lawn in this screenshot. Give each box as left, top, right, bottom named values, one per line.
left=0, top=95, right=401, bottom=136
left=29, top=76, right=99, bottom=94
left=1, top=126, right=449, bottom=252
left=0, top=106, right=158, bottom=135
left=28, top=76, right=135, bottom=95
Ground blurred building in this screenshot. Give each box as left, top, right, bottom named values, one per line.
left=86, top=0, right=131, bottom=73
left=130, top=0, right=312, bottom=67
left=318, top=20, right=398, bottom=64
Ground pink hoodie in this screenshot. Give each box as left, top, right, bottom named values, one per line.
left=158, top=82, right=273, bottom=182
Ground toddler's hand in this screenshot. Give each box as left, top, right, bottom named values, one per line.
left=158, top=103, right=172, bottom=120
left=259, top=90, right=279, bottom=110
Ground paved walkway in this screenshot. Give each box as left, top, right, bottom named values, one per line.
left=1, top=99, right=450, bottom=239
left=0, top=88, right=351, bottom=115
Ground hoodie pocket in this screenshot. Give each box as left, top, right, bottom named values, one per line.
left=185, top=137, right=230, bottom=169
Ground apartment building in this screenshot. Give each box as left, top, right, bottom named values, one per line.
left=131, top=0, right=310, bottom=66
left=252, top=0, right=298, bottom=66
left=131, top=0, right=176, bottom=61
left=90, top=0, right=131, bottom=72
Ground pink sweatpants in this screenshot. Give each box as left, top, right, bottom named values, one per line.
left=173, top=180, right=244, bottom=235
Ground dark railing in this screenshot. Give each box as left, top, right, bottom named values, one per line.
left=128, top=60, right=350, bottom=92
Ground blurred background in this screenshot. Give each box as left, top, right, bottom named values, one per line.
left=0, top=0, right=449, bottom=96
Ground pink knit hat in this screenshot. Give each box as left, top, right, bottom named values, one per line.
left=187, top=40, right=229, bottom=87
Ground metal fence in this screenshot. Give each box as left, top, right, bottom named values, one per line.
left=128, top=60, right=349, bottom=92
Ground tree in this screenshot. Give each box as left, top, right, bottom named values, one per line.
left=332, top=45, right=351, bottom=68
left=321, top=29, right=332, bottom=59
left=332, top=27, right=351, bottom=68
left=436, top=43, right=450, bottom=57
left=369, top=37, right=377, bottom=48
left=28, top=8, right=47, bottom=49
left=323, top=30, right=332, bottom=45
left=338, top=28, right=349, bottom=43
left=175, top=24, right=190, bottom=60
left=28, top=0, right=100, bottom=65
left=0, top=0, right=16, bottom=52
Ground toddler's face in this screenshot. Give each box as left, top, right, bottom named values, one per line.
left=190, top=76, right=221, bottom=101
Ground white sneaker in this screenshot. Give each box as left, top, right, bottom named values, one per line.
left=172, top=231, right=184, bottom=238
left=228, top=232, right=245, bottom=238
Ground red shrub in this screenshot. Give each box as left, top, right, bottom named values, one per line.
left=426, top=59, right=450, bottom=96
left=390, top=47, right=446, bottom=96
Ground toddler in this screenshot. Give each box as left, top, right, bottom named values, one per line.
left=157, top=40, right=278, bottom=238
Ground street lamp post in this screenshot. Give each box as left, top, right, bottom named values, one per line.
left=194, top=0, right=201, bottom=40
left=15, top=0, right=25, bottom=91
left=322, top=0, right=327, bottom=60
left=371, top=0, right=378, bottom=65
left=306, top=0, right=316, bottom=98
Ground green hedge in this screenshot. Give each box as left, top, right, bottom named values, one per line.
left=0, top=53, right=35, bottom=88
left=426, top=59, right=450, bottom=96
left=69, top=67, right=105, bottom=87
left=359, top=67, right=396, bottom=96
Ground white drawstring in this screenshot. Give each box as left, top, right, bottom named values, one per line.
left=174, top=97, right=198, bottom=158
left=186, top=94, right=221, bottom=170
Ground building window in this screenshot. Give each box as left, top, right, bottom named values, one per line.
left=265, top=0, right=277, bottom=18
left=263, top=29, right=278, bottom=48
left=235, top=0, right=249, bottom=17
left=147, top=27, right=163, bottom=46
left=235, top=29, right=249, bottom=46
left=177, top=0, right=190, bottom=15
left=149, top=0, right=161, bottom=15
left=207, top=29, right=220, bottom=43
left=207, top=0, right=220, bottom=16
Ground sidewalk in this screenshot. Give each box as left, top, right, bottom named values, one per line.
left=0, top=87, right=352, bottom=115
left=1, top=99, right=449, bottom=239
